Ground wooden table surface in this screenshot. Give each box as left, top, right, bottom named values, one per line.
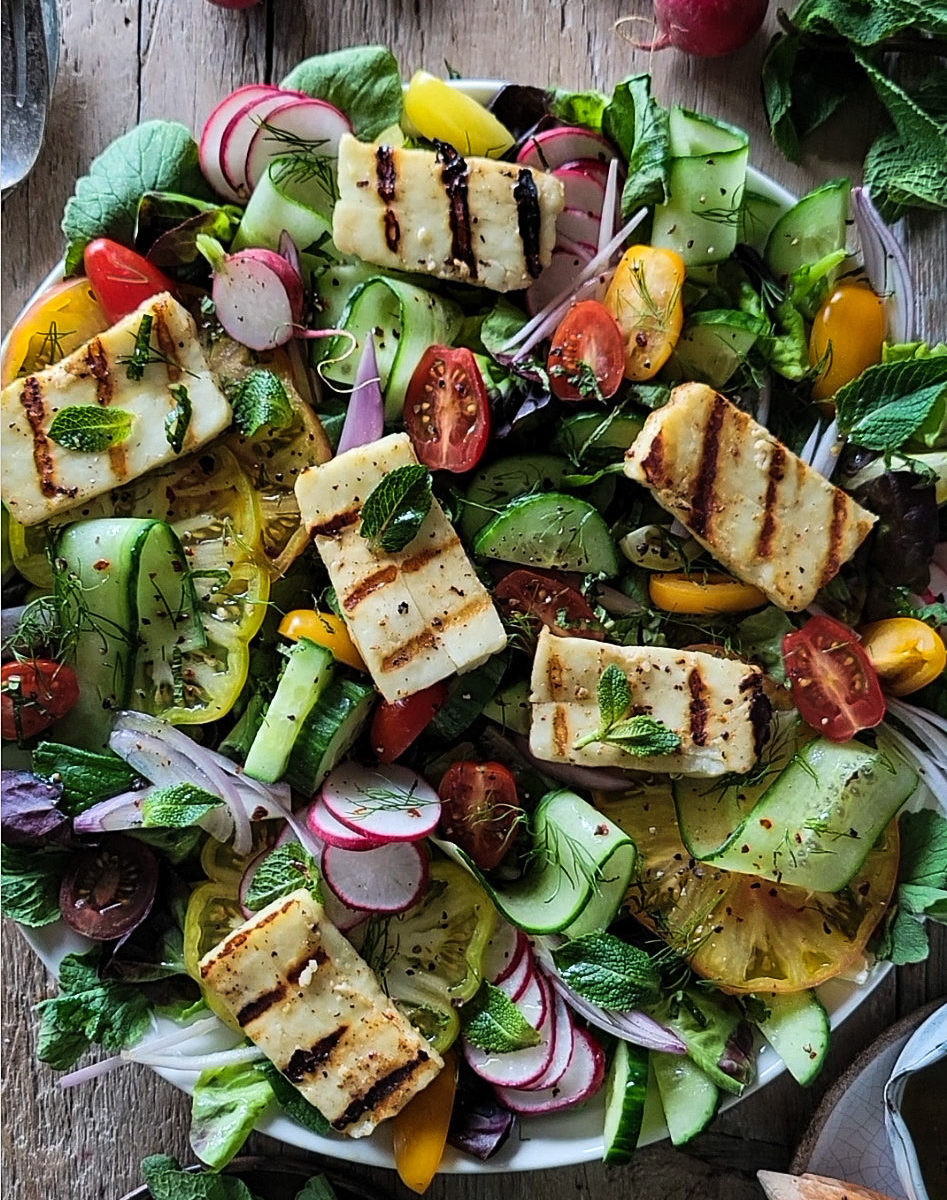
left=2, top=2, right=945, bottom=1198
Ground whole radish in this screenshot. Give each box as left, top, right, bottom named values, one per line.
left=626, top=0, right=769, bottom=57
left=196, top=235, right=304, bottom=351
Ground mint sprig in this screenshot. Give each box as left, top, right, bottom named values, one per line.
left=230, top=369, right=294, bottom=437
left=47, top=405, right=134, bottom=453
left=461, top=981, right=541, bottom=1053
left=244, top=841, right=322, bottom=912
left=141, top=781, right=222, bottom=829
left=359, top=463, right=433, bottom=553
left=551, top=932, right=661, bottom=1010
left=573, top=663, right=682, bottom=756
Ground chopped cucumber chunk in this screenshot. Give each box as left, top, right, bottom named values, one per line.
left=474, top=493, right=619, bottom=577
left=754, top=990, right=829, bottom=1086
left=603, top=1039, right=649, bottom=1164
left=764, top=177, right=850, bottom=279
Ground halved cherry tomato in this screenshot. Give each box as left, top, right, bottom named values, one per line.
left=603, top=244, right=685, bottom=380
left=437, top=761, right=522, bottom=871
left=649, top=571, right=766, bottom=615
left=494, top=568, right=605, bottom=640
left=782, top=615, right=886, bottom=742
left=60, top=835, right=159, bottom=941
left=547, top=300, right=624, bottom=402
left=392, top=1047, right=459, bottom=1193
left=403, top=346, right=491, bottom=473
left=278, top=610, right=366, bottom=671
left=1, top=659, right=80, bottom=741
left=83, top=238, right=177, bottom=324
left=859, top=618, right=947, bottom=697
left=809, top=284, right=885, bottom=402
left=1, top=277, right=108, bottom=386
left=371, top=681, right=448, bottom=763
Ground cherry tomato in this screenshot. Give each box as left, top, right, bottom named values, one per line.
left=603, top=244, right=685, bottom=380
left=782, top=615, right=886, bottom=742
left=860, top=618, right=947, bottom=697
left=60, top=835, right=159, bottom=941
left=494, top=569, right=605, bottom=640
left=547, top=300, right=625, bottom=402
left=403, top=346, right=491, bottom=473
left=1, top=659, right=80, bottom=741
left=404, top=70, right=514, bottom=158
left=438, top=761, right=522, bottom=871
left=809, top=284, right=885, bottom=402
left=1, top=277, right=108, bottom=386
left=83, top=238, right=177, bottom=324
left=278, top=609, right=367, bottom=671
left=371, top=681, right=449, bottom=763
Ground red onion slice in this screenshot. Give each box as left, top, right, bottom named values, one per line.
left=337, top=332, right=384, bottom=453
left=852, top=186, right=916, bottom=344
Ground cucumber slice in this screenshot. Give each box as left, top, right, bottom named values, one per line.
left=430, top=652, right=509, bottom=742
left=244, top=637, right=336, bottom=783
left=474, top=493, right=619, bottom=577
left=739, top=188, right=785, bottom=254
left=667, top=309, right=768, bottom=388
left=764, top=177, right=850, bottom=279
left=555, top=410, right=645, bottom=464
left=482, top=678, right=532, bottom=736
left=232, top=158, right=334, bottom=253
left=754, top=990, right=829, bottom=1086
left=603, top=1039, right=649, bottom=1164
left=651, top=107, right=750, bottom=267
left=651, top=1051, right=719, bottom=1146
left=706, top=736, right=917, bottom=892
left=460, top=455, right=571, bottom=543
left=285, top=677, right=375, bottom=795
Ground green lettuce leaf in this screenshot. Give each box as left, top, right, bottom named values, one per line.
left=281, top=46, right=403, bottom=140
left=190, top=1060, right=274, bottom=1170
left=602, top=75, right=670, bottom=218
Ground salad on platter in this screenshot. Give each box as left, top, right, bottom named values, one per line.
left=1, top=42, right=946, bottom=1189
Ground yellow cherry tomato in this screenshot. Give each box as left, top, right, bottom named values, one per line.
left=392, top=1049, right=459, bottom=1194
left=278, top=609, right=366, bottom=671
left=860, top=618, right=946, bottom=696
left=603, top=245, right=685, bottom=380
left=649, top=571, right=767, bottom=615
left=1, top=276, right=108, bottom=386
left=809, top=284, right=885, bottom=402
left=403, top=71, right=514, bottom=159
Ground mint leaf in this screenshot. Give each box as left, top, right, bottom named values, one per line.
left=141, top=782, right=222, bottom=829
left=461, top=981, right=542, bottom=1053
left=551, top=88, right=609, bottom=132
left=792, top=0, right=947, bottom=44
left=257, top=1059, right=330, bottom=1135
left=165, top=384, right=192, bottom=455
left=125, top=313, right=155, bottom=381
left=835, top=357, right=947, bottom=450
left=142, top=1155, right=255, bottom=1200
left=359, top=463, right=433, bottom=553
left=876, top=809, right=947, bottom=966
left=552, top=932, right=661, bottom=1009
left=847, top=381, right=946, bottom=450
left=281, top=45, right=403, bottom=140
left=602, top=75, right=670, bottom=218
left=47, top=405, right=134, bottom=453
left=880, top=906, right=931, bottom=966
left=294, top=1177, right=338, bottom=1200
left=0, top=844, right=68, bottom=927
left=230, top=369, right=294, bottom=437
left=190, top=1061, right=274, bottom=1170
left=597, top=663, right=632, bottom=730
left=604, top=715, right=683, bottom=757
left=899, top=809, right=947, bottom=891
left=32, top=742, right=142, bottom=816
left=62, top=120, right=211, bottom=275
left=36, top=948, right=152, bottom=1069
left=244, top=841, right=322, bottom=912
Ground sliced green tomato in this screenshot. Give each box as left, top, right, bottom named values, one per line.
left=667, top=309, right=768, bottom=389
left=603, top=1039, right=649, bottom=1164
left=184, top=879, right=250, bottom=1031
left=754, top=989, right=829, bottom=1086
left=764, top=177, right=850, bottom=279
left=651, top=1051, right=719, bottom=1146
left=355, top=860, right=497, bottom=1053
left=474, top=493, right=620, bottom=577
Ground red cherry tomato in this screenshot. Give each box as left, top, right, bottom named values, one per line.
left=547, top=299, right=625, bottom=402
left=494, top=569, right=606, bottom=640
left=83, top=239, right=177, bottom=324
left=371, top=681, right=449, bottom=763
left=1, top=659, right=80, bottom=741
left=437, top=761, right=522, bottom=871
left=782, top=615, right=886, bottom=742
left=403, top=345, right=491, bottom=473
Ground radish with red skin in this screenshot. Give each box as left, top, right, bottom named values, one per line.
left=197, top=235, right=306, bottom=351
left=624, top=0, right=769, bottom=58
left=321, top=839, right=429, bottom=913
left=552, top=167, right=607, bottom=216
left=526, top=248, right=594, bottom=316
left=557, top=207, right=604, bottom=250
left=482, top=923, right=528, bottom=985
left=321, top=762, right=441, bottom=843
left=221, top=91, right=308, bottom=196
left=492, top=942, right=534, bottom=1000
left=495, top=1025, right=605, bottom=1114
left=306, top=795, right=385, bottom=851
left=521, top=988, right=575, bottom=1092
left=200, top=84, right=279, bottom=200
left=244, top=97, right=352, bottom=192
left=517, top=127, right=613, bottom=172
left=320, top=884, right=371, bottom=934
left=464, top=974, right=557, bottom=1089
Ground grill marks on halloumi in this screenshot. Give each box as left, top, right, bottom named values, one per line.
left=199, top=890, right=443, bottom=1138
left=332, top=134, right=565, bottom=292
left=295, top=433, right=507, bottom=700
left=529, top=628, right=768, bottom=777
left=1, top=293, right=232, bottom=526
left=625, top=383, right=877, bottom=611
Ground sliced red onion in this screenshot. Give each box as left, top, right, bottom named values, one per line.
left=597, top=158, right=620, bottom=256
left=887, top=698, right=947, bottom=751
left=278, top=229, right=302, bottom=279
left=59, top=1055, right=125, bottom=1088
left=513, top=275, right=605, bottom=361
left=337, top=332, right=384, bottom=454
left=756, top=372, right=772, bottom=428
left=799, top=421, right=822, bottom=466
left=72, top=789, right=147, bottom=834
left=852, top=186, right=916, bottom=344
left=879, top=722, right=947, bottom=813
left=58, top=1015, right=224, bottom=1088
left=511, top=734, right=636, bottom=792
left=126, top=1045, right=264, bottom=1070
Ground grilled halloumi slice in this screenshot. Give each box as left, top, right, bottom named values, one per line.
left=295, top=432, right=507, bottom=700
left=333, top=134, right=565, bottom=292
left=200, top=889, right=443, bottom=1137
left=624, top=383, right=876, bottom=612
left=529, top=628, right=768, bottom=777
left=1, top=293, right=231, bottom=527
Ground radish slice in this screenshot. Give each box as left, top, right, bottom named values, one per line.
left=495, top=1025, right=605, bottom=1114
left=508, top=970, right=549, bottom=1027
left=321, top=762, right=441, bottom=843
left=200, top=84, right=281, bottom=201
left=321, top=840, right=428, bottom=913
left=201, top=241, right=304, bottom=351
left=557, top=207, right=603, bottom=251
left=552, top=166, right=607, bottom=214
left=221, top=90, right=308, bottom=196
left=483, top=923, right=528, bottom=985
left=306, top=796, right=384, bottom=851
left=245, top=97, right=352, bottom=193
left=320, top=883, right=371, bottom=934
left=517, top=126, right=614, bottom=172
left=526, top=248, right=589, bottom=316
left=493, top=944, right=534, bottom=1000
left=522, top=988, right=575, bottom=1091
left=464, top=974, right=556, bottom=1089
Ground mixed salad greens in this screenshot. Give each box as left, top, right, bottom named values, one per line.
left=1, top=40, right=946, bottom=1189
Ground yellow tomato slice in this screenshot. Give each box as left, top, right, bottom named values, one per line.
left=860, top=618, right=946, bottom=696
left=809, top=284, right=885, bottom=401
left=604, top=245, right=685, bottom=380
left=1, top=277, right=108, bottom=386
left=392, top=1049, right=459, bottom=1194
left=183, top=880, right=250, bottom=1029
left=278, top=610, right=367, bottom=672
left=649, top=571, right=766, bottom=614
left=403, top=71, right=514, bottom=158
